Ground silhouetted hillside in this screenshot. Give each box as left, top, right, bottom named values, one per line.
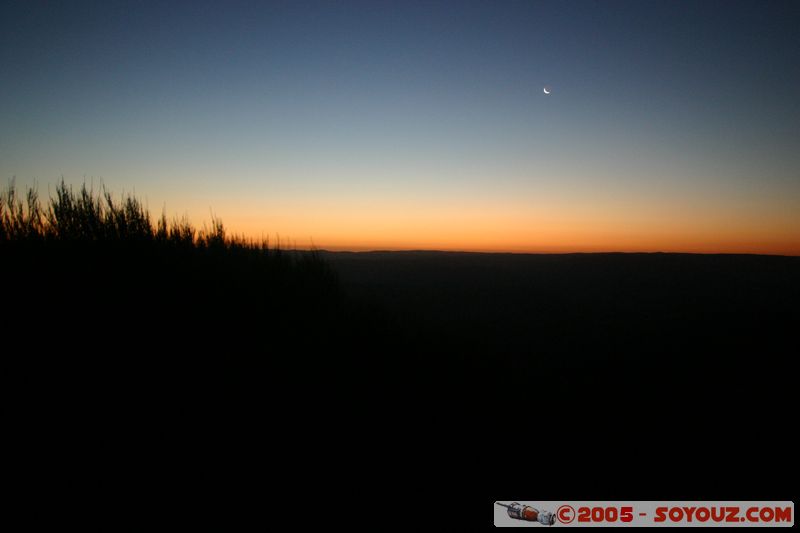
left=321, top=250, right=798, bottom=505
left=4, top=184, right=796, bottom=516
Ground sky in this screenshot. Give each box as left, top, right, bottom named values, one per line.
left=1, top=0, right=799, bottom=254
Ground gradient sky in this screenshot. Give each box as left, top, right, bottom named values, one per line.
left=2, top=0, right=799, bottom=253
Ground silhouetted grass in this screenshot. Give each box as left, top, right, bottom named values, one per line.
left=3, top=179, right=292, bottom=250
left=1, top=179, right=338, bottom=292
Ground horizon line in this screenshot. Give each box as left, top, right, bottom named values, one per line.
left=307, top=247, right=800, bottom=258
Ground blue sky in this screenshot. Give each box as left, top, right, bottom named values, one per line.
left=2, top=1, right=798, bottom=252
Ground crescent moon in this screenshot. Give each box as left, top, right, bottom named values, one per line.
left=543, top=87, right=551, bottom=95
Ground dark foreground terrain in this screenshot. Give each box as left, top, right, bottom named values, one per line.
left=324, top=250, right=796, bottom=400
left=320, top=251, right=798, bottom=519
left=3, top=187, right=796, bottom=520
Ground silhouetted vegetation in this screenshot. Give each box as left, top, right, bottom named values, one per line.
left=1, top=180, right=338, bottom=304
left=2, top=180, right=324, bottom=259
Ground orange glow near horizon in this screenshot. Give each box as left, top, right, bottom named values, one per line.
left=167, top=191, right=800, bottom=256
